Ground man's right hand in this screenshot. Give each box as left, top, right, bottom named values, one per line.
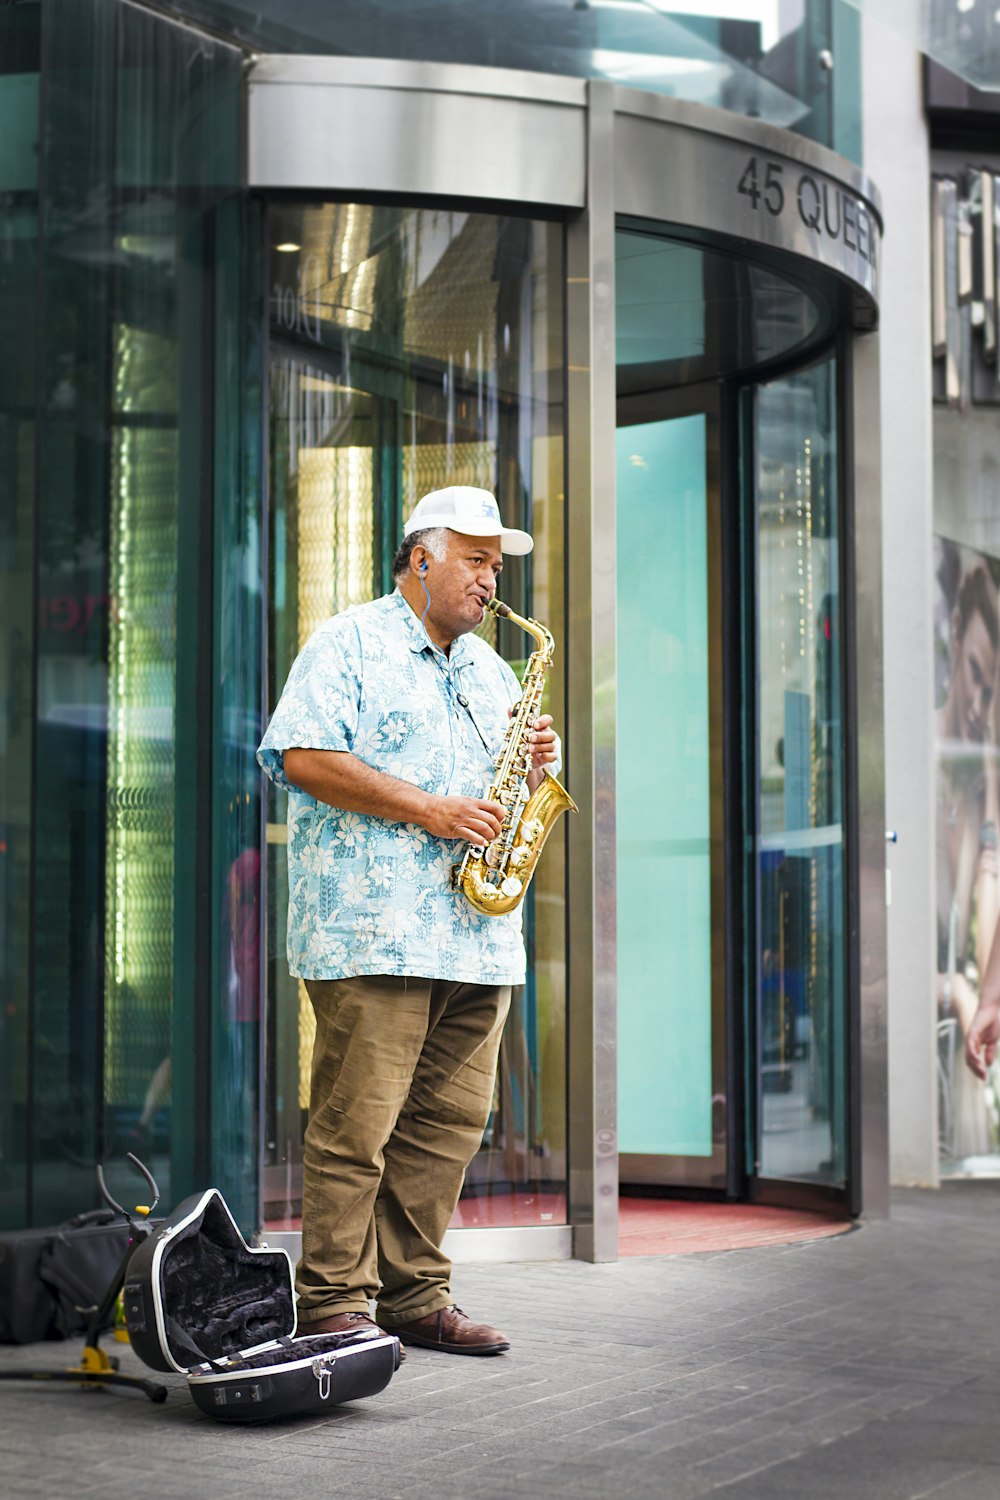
left=422, top=796, right=505, bottom=845
left=965, top=1000, right=1000, bottom=1081
left=282, top=748, right=506, bottom=846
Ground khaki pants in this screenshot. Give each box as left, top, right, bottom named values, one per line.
left=296, top=974, right=511, bottom=1327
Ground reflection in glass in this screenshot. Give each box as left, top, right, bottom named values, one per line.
left=264, top=204, right=567, bottom=1231
left=154, top=0, right=854, bottom=150
left=932, top=538, right=1000, bottom=1170
left=0, top=3, right=39, bottom=1229
left=753, top=357, right=847, bottom=1185
left=104, top=323, right=177, bottom=1179
left=616, top=230, right=828, bottom=395
left=22, top=0, right=244, bottom=1225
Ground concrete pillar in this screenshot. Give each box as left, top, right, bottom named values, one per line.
left=862, top=19, right=938, bottom=1186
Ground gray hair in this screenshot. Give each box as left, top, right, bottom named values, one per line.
left=392, top=526, right=450, bottom=582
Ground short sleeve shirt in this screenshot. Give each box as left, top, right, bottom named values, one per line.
left=257, top=589, right=527, bottom=986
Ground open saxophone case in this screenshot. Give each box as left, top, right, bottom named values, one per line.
left=123, top=1189, right=401, bottom=1422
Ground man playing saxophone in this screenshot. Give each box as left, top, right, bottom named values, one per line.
left=257, top=486, right=561, bottom=1356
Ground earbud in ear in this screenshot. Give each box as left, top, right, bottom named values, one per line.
left=420, top=561, right=428, bottom=575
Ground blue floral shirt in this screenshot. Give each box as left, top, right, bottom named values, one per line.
left=257, top=589, right=528, bottom=986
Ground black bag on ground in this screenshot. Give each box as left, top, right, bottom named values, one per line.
left=40, top=1211, right=137, bottom=1338
left=0, top=1225, right=64, bottom=1344
left=0, top=1209, right=132, bottom=1344
left=123, top=1189, right=401, bottom=1422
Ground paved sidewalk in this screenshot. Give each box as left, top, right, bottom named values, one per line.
left=1, top=1185, right=999, bottom=1500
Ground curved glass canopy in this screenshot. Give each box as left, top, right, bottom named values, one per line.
left=153, top=0, right=855, bottom=147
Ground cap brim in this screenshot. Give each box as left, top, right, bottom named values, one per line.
left=499, top=528, right=533, bottom=555
left=448, top=520, right=533, bottom=554
left=406, top=515, right=534, bottom=555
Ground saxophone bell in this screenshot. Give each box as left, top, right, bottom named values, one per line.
left=454, top=597, right=576, bottom=916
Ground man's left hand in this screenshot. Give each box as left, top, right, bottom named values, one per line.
left=520, top=713, right=558, bottom=771
left=529, top=714, right=558, bottom=771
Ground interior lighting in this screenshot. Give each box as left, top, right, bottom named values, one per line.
left=275, top=242, right=301, bottom=253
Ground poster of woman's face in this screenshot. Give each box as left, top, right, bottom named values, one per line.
left=935, top=536, right=1000, bottom=1171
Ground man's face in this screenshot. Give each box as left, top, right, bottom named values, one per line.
left=953, top=607, right=997, bottom=744
left=423, top=531, right=503, bottom=640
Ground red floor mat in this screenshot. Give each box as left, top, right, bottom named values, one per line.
left=618, top=1197, right=853, bottom=1256
left=266, top=1197, right=853, bottom=1255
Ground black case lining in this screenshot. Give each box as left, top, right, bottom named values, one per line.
left=162, top=1196, right=294, bottom=1365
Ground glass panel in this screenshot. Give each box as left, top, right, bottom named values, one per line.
left=264, top=359, right=378, bottom=1231
left=932, top=406, right=1000, bottom=1175
left=752, top=355, right=847, bottom=1185
left=33, top=0, right=122, bottom=1222
left=842, top=0, right=1000, bottom=96
left=263, top=204, right=567, bottom=1232
left=615, top=221, right=842, bottom=1193
left=155, top=0, right=852, bottom=151
left=0, top=2, right=39, bottom=1229
left=616, top=414, right=722, bottom=1176
left=210, top=198, right=265, bottom=1228
left=616, top=228, right=830, bottom=395
left=28, top=0, right=243, bottom=1223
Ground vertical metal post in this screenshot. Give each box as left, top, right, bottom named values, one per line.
left=847, top=329, right=890, bottom=1217
left=565, top=80, right=618, bottom=1262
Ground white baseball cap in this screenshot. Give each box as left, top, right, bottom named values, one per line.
left=404, top=486, right=533, bottom=556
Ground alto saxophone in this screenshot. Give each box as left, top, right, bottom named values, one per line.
left=454, top=598, right=577, bottom=915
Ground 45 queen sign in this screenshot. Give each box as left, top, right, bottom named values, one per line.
left=737, top=153, right=879, bottom=276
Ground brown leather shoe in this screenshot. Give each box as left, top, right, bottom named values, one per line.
left=382, top=1305, right=510, bottom=1355
left=302, top=1311, right=382, bottom=1339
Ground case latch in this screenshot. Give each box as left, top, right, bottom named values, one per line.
left=312, top=1355, right=336, bottom=1401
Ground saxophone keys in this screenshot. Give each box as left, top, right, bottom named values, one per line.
left=501, top=876, right=523, bottom=898
left=521, top=819, right=544, bottom=845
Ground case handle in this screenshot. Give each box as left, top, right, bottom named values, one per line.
left=96, top=1153, right=160, bottom=1222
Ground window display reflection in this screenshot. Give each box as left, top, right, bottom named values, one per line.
left=932, top=407, right=1000, bottom=1175
left=934, top=538, right=1000, bottom=1167
left=754, top=357, right=847, bottom=1186
left=264, top=204, right=567, bottom=1233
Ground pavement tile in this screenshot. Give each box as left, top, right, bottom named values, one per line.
left=3, top=1187, right=1000, bottom=1499
left=909, top=1469, right=1000, bottom=1500
left=715, top=1453, right=991, bottom=1500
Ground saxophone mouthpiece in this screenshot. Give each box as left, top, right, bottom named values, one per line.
left=487, top=598, right=511, bottom=619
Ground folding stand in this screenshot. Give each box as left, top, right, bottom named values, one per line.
left=0, top=1154, right=168, bottom=1404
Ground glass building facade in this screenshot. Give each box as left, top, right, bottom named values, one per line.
left=1, top=0, right=886, bottom=1250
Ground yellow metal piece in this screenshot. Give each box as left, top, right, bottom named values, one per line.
left=114, top=1292, right=131, bottom=1343
left=71, top=1345, right=116, bottom=1382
